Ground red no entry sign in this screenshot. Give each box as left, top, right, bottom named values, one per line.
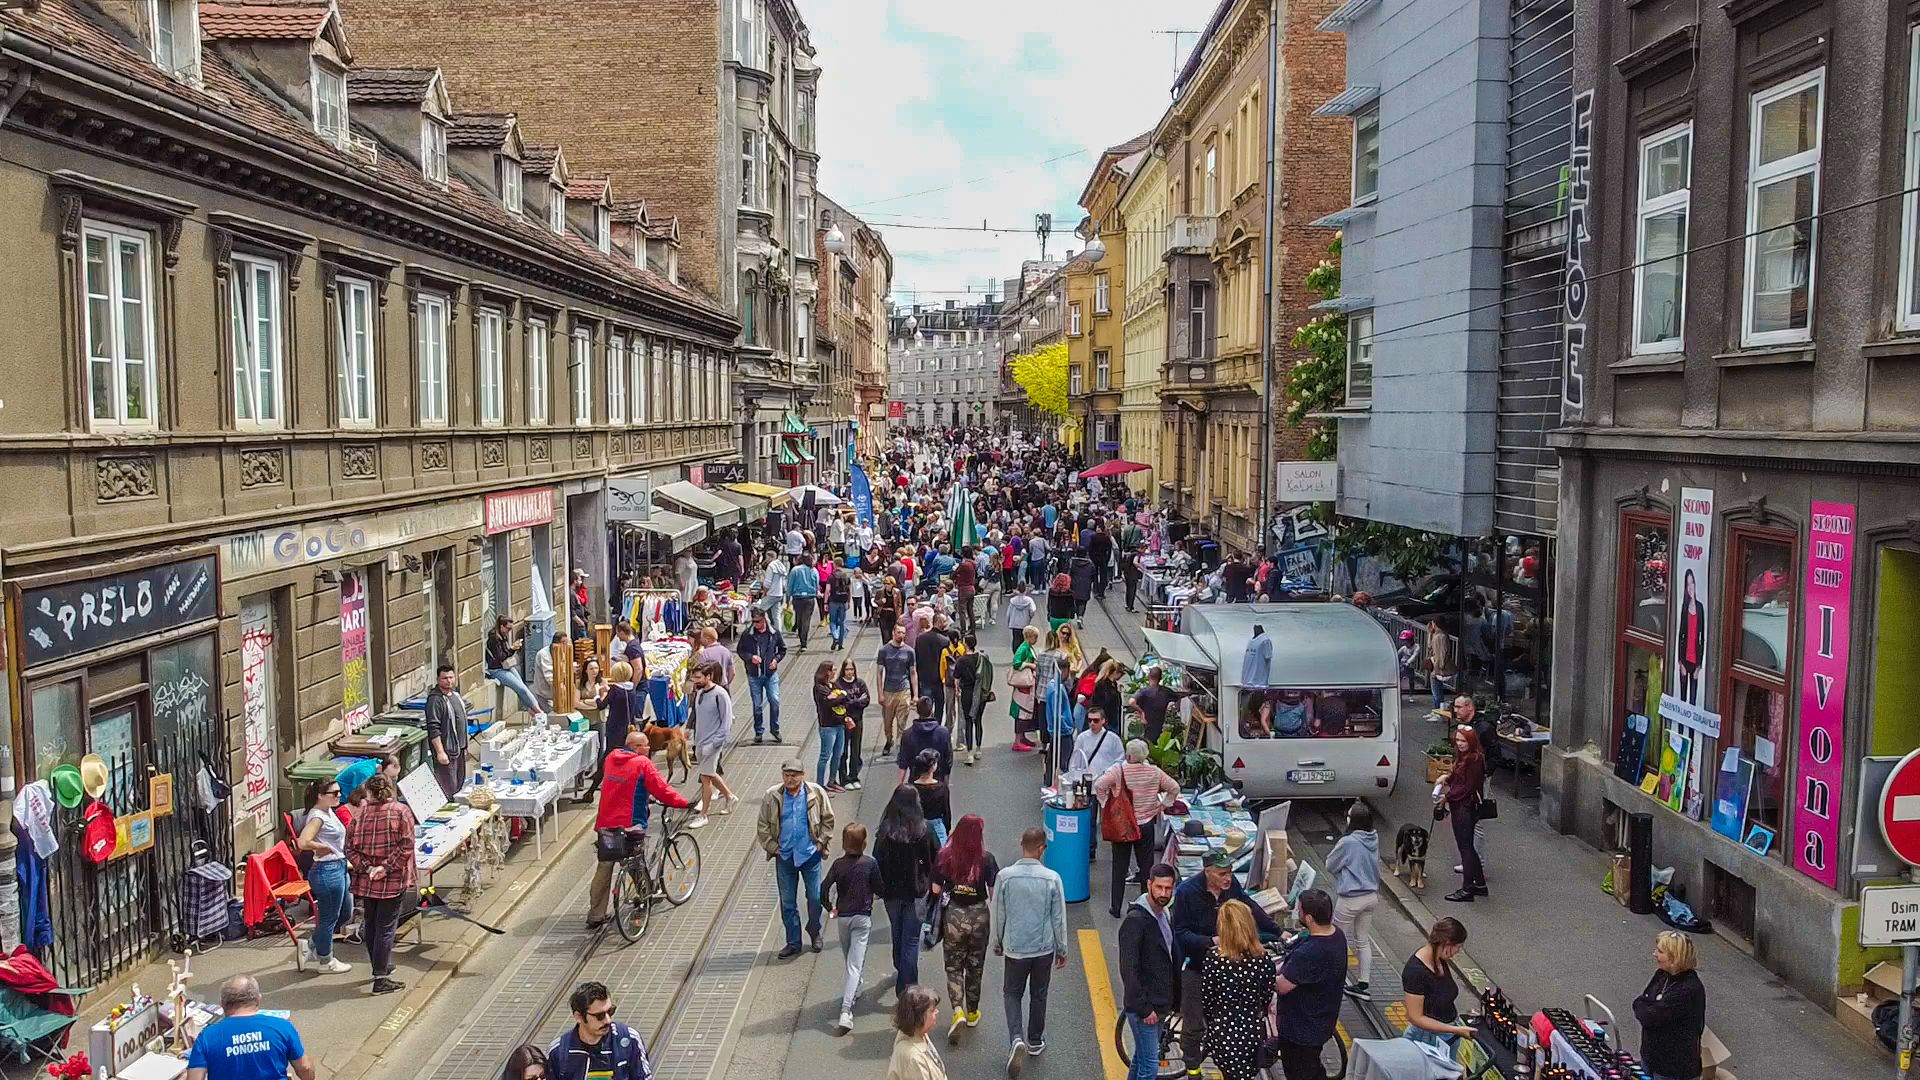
left=1878, top=748, right=1920, bottom=866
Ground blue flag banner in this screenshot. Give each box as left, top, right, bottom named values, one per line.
left=851, top=463, right=875, bottom=528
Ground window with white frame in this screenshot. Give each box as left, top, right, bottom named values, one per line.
left=1094, top=349, right=1111, bottom=391
left=1634, top=123, right=1691, bottom=353
left=720, top=350, right=731, bottom=419
left=652, top=340, right=668, bottom=422
left=1353, top=105, right=1380, bottom=202
left=150, top=0, right=199, bottom=78
left=1204, top=141, right=1218, bottom=215
left=1188, top=283, right=1210, bottom=359
left=1901, top=27, right=1920, bottom=330
left=571, top=328, right=593, bottom=424
left=607, top=334, right=627, bottom=423
left=526, top=317, right=549, bottom=423
left=230, top=255, right=283, bottom=427
left=312, top=63, right=347, bottom=144
left=631, top=336, right=648, bottom=424
left=81, top=221, right=158, bottom=428
left=1095, top=274, right=1110, bottom=313
left=672, top=343, right=688, bottom=421
left=416, top=294, right=449, bottom=424
left=1743, top=69, right=1824, bottom=346
left=736, top=0, right=755, bottom=62
left=795, top=192, right=812, bottom=250
left=421, top=120, right=448, bottom=184
left=502, top=159, right=522, bottom=215
left=1069, top=365, right=1083, bottom=396
left=1346, top=311, right=1375, bottom=405
left=549, top=184, right=566, bottom=234
left=741, top=132, right=757, bottom=206
left=595, top=207, right=611, bottom=254
left=478, top=307, right=505, bottom=425
left=1069, top=302, right=1083, bottom=336
left=336, top=276, right=375, bottom=425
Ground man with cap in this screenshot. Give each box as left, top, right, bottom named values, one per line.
left=756, top=759, right=835, bottom=958
left=569, top=568, right=592, bottom=640
left=1170, top=850, right=1282, bottom=1074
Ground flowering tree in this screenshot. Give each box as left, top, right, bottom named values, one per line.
left=1009, top=341, right=1070, bottom=418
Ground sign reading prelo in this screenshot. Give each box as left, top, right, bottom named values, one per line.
left=19, top=554, right=219, bottom=666
left=1859, top=884, right=1920, bottom=947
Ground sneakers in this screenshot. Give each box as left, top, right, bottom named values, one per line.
left=686, top=814, right=710, bottom=830
left=371, top=978, right=405, bottom=995
left=966, top=1010, right=980, bottom=1027
left=1344, top=980, right=1372, bottom=1002
left=1027, top=1039, right=1045, bottom=1056
left=1007, top=1039, right=1026, bottom=1077
left=718, top=795, right=737, bottom=816
left=833, top=1011, right=853, bottom=1036
left=296, top=938, right=312, bottom=972
left=317, top=956, right=352, bottom=975
left=948, top=1010, right=966, bottom=1044
left=1011, top=740, right=1036, bottom=753
left=847, top=780, right=863, bottom=790
left=810, top=935, right=823, bottom=953
left=754, top=735, right=765, bottom=746
left=966, top=750, right=978, bottom=767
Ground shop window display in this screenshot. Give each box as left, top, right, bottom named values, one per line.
left=1238, top=688, right=1383, bottom=739
left=1612, top=513, right=1670, bottom=782
left=1715, top=530, right=1794, bottom=857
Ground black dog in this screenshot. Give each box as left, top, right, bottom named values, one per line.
left=1394, top=824, right=1430, bottom=891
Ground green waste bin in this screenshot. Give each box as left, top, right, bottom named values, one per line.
left=329, top=723, right=428, bottom=776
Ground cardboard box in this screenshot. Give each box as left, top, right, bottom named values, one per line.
left=1610, top=853, right=1633, bottom=907
left=1698, top=1028, right=1731, bottom=1079
left=1264, top=830, right=1290, bottom=890
left=1865, top=961, right=1905, bottom=1004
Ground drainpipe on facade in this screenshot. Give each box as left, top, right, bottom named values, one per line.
left=1256, top=0, right=1280, bottom=543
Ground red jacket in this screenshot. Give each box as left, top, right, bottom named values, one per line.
left=596, top=749, right=690, bottom=832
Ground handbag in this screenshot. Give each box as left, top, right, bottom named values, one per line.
left=1474, top=797, right=1499, bottom=820
left=1008, top=667, right=1036, bottom=691
left=1100, top=786, right=1141, bottom=843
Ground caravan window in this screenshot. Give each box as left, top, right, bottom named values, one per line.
left=1238, top=688, right=1383, bottom=739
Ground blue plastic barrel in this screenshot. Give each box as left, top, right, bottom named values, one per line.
left=1042, top=803, right=1093, bottom=903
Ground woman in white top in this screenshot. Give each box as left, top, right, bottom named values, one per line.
left=297, top=779, right=354, bottom=973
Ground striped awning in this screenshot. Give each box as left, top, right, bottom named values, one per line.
left=1313, top=85, right=1380, bottom=117
left=781, top=412, right=810, bottom=435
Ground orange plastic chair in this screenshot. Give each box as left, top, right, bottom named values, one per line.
left=242, top=842, right=311, bottom=945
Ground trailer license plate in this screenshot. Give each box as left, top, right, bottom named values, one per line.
left=1288, top=769, right=1335, bottom=784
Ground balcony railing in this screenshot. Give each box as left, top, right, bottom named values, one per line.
left=1167, top=215, right=1217, bottom=253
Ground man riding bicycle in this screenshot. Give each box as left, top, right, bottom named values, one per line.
left=1170, top=850, right=1282, bottom=1076
left=587, top=727, right=690, bottom=930
left=1273, top=888, right=1348, bottom=1080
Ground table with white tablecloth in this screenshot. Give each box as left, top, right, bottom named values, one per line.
left=455, top=777, right=563, bottom=856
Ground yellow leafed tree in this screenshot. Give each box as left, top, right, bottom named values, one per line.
left=1008, top=342, right=1070, bottom=419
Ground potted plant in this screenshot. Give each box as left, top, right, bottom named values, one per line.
left=1424, top=738, right=1455, bottom=784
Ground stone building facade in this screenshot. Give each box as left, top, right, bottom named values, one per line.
left=1068, top=133, right=1151, bottom=467
left=1118, top=147, right=1170, bottom=496
left=0, top=0, right=736, bottom=985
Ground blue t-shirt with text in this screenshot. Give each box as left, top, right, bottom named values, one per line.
left=187, top=1013, right=305, bottom=1080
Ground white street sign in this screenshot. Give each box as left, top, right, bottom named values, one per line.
left=1859, top=884, right=1920, bottom=946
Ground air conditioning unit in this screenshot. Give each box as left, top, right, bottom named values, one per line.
left=345, top=134, right=379, bottom=169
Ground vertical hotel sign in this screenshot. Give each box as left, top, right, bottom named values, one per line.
left=1560, top=90, right=1594, bottom=421
left=1792, top=502, right=1855, bottom=887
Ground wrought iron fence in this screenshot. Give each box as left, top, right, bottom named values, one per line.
left=44, top=720, right=232, bottom=989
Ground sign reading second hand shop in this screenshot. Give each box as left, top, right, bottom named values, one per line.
left=18, top=554, right=219, bottom=666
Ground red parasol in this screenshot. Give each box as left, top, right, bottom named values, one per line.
left=1079, top=459, right=1150, bottom=479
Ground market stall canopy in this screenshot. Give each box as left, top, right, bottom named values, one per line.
left=1079, top=458, right=1151, bottom=479
left=1141, top=627, right=1218, bottom=671
left=787, top=484, right=844, bottom=506
left=781, top=412, right=811, bottom=436
left=622, top=508, right=707, bottom=552
left=713, top=487, right=769, bottom=523
left=1187, top=603, right=1399, bottom=689
left=728, top=481, right=791, bottom=504
left=655, top=481, right=741, bottom=528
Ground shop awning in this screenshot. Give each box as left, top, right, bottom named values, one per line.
left=781, top=412, right=810, bottom=436
left=655, top=481, right=741, bottom=529
left=713, top=487, right=769, bottom=523
left=622, top=508, right=707, bottom=552
left=777, top=443, right=804, bottom=467
left=728, top=481, right=788, bottom=500
left=793, top=442, right=817, bottom=463
left=1142, top=627, right=1218, bottom=672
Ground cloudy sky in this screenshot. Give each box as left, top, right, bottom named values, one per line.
left=805, top=0, right=1216, bottom=311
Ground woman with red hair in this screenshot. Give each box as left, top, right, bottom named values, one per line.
left=1440, top=726, right=1489, bottom=903
left=932, top=814, right=999, bottom=1043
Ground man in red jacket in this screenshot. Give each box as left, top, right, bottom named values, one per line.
left=586, top=729, right=691, bottom=930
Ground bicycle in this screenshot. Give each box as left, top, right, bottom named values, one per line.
left=1113, top=936, right=1349, bottom=1080
left=609, top=805, right=702, bottom=943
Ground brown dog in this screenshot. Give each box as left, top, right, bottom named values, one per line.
left=643, top=723, right=694, bottom=783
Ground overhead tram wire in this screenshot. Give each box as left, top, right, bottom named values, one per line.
left=846, top=146, right=1093, bottom=210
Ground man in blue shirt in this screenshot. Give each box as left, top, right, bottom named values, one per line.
left=546, top=980, right=653, bottom=1080
left=185, top=976, right=314, bottom=1080
left=756, top=761, right=835, bottom=958
left=786, top=555, right=820, bottom=650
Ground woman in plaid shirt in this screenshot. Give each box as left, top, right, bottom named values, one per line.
left=346, top=773, right=416, bottom=996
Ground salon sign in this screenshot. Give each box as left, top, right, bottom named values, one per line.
left=1792, top=501, right=1855, bottom=888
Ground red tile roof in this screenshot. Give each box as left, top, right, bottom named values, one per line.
left=346, top=67, right=439, bottom=104
left=0, top=0, right=726, bottom=321
left=521, top=145, right=560, bottom=175
left=565, top=176, right=610, bottom=201
left=199, top=1, right=332, bottom=40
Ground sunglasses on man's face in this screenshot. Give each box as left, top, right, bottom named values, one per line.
left=586, top=1007, right=616, bottom=1021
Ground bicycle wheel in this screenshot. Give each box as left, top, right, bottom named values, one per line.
left=1326, top=1032, right=1349, bottom=1080
left=658, top=832, right=702, bottom=906
left=1112, top=1013, right=1186, bottom=1079
left=612, top=863, right=652, bottom=943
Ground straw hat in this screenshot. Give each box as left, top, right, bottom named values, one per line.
left=79, top=754, right=111, bottom=800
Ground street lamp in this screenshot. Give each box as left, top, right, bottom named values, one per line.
left=1045, top=293, right=1058, bottom=308
left=1026, top=315, right=1040, bottom=329
left=1082, top=235, right=1106, bottom=262
left=824, top=224, right=847, bottom=255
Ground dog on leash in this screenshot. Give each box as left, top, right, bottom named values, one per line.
left=643, top=723, right=695, bottom=783
left=1394, top=824, right=1430, bottom=891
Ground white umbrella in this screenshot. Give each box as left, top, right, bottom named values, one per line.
left=789, top=484, right=844, bottom=506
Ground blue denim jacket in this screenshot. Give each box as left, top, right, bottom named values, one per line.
left=991, top=858, right=1067, bottom=960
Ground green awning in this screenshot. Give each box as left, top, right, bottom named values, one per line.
left=794, top=442, right=816, bottom=463
left=782, top=412, right=810, bottom=435
left=778, top=443, right=803, bottom=466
